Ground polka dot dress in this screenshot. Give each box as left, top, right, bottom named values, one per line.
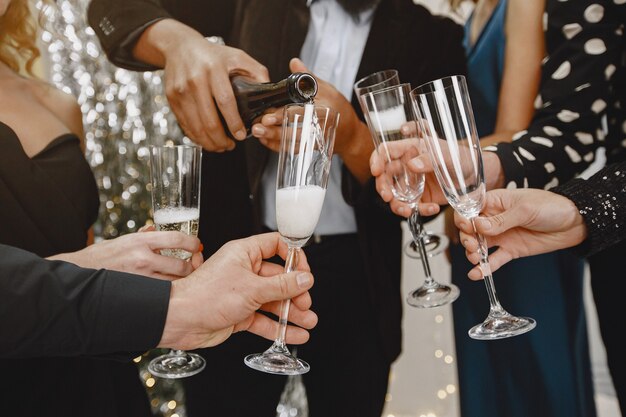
left=488, top=0, right=625, bottom=190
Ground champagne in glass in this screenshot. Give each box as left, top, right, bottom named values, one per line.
left=412, top=75, right=536, bottom=339
left=361, top=83, right=459, bottom=308
left=148, top=143, right=206, bottom=377
left=244, top=103, right=339, bottom=375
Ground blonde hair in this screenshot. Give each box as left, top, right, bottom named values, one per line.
left=0, top=0, right=40, bottom=75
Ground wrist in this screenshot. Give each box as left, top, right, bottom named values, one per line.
left=483, top=151, right=505, bottom=190
left=133, top=19, right=204, bottom=67
left=158, top=279, right=188, bottom=349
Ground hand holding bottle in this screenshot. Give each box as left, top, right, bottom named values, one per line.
left=133, top=19, right=270, bottom=151
left=252, top=58, right=373, bottom=184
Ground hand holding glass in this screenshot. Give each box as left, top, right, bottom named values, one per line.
left=354, top=70, right=448, bottom=259
left=411, top=75, right=536, bottom=339
left=361, top=83, right=459, bottom=308
left=148, top=144, right=205, bottom=377
left=244, top=103, right=339, bottom=374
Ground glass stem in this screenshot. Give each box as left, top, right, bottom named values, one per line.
left=171, top=349, right=187, bottom=357
left=407, top=207, right=435, bottom=286
left=470, top=217, right=506, bottom=316
left=273, top=246, right=299, bottom=350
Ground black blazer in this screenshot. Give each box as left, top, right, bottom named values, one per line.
left=0, top=244, right=169, bottom=359
left=87, top=0, right=467, bottom=362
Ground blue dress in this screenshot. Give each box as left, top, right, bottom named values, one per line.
left=450, top=1, right=596, bottom=416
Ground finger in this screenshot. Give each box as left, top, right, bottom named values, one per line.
left=291, top=291, right=312, bottom=311
left=289, top=57, right=310, bottom=74
left=370, top=149, right=385, bottom=176
left=419, top=203, right=440, bottom=216
left=374, top=172, right=393, bottom=202
left=454, top=211, right=474, bottom=234
left=236, top=312, right=311, bottom=344
left=254, top=270, right=314, bottom=305
left=190, top=251, right=204, bottom=269
left=191, top=78, right=236, bottom=151
left=390, top=199, right=411, bottom=218
left=260, top=299, right=317, bottom=329
left=145, top=231, right=201, bottom=253
left=139, top=224, right=156, bottom=232
left=149, top=252, right=195, bottom=277
left=210, top=71, right=247, bottom=141
left=242, top=232, right=289, bottom=262
left=407, top=154, right=431, bottom=174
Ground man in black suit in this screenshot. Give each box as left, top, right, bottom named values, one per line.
left=1, top=233, right=316, bottom=358
left=87, top=1, right=466, bottom=415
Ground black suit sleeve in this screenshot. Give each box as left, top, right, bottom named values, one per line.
left=0, top=244, right=170, bottom=359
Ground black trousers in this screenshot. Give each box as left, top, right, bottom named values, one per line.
left=183, top=234, right=391, bottom=417
left=589, top=239, right=626, bottom=416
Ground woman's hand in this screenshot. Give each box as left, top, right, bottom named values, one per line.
left=48, top=230, right=203, bottom=280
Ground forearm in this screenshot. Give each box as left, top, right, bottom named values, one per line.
left=1, top=245, right=170, bottom=358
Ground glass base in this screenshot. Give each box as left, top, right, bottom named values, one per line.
left=469, top=314, right=536, bottom=340
left=244, top=346, right=310, bottom=375
left=404, top=232, right=449, bottom=259
left=406, top=282, right=460, bottom=308
left=148, top=351, right=206, bottom=379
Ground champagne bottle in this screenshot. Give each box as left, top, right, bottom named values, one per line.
left=230, top=72, right=318, bottom=133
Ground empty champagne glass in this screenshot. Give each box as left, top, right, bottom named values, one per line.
left=361, top=83, right=459, bottom=308
left=148, top=143, right=206, bottom=377
left=244, top=103, right=339, bottom=374
left=354, top=70, right=448, bottom=259
left=412, top=75, right=536, bottom=339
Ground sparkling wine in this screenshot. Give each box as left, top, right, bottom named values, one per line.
left=153, top=207, right=199, bottom=259
left=276, top=185, right=326, bottom=240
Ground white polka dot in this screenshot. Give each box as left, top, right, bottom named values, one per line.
left=575, top=132, right=594, bottom=144
left=605, top=64, right=616, bottom=80
left=592, top=99, right=607, bottom=113
left=615, top=0, right=626, bottom=5
left=585, top=38, right=606, bottom=55
left=523, top=178, right=529, bottom=188
left=621, top=139, right=626, bottom=147
left=597, top=128, right=606, bottom=140
left=544, top=162, right=556, bottom=173
left=483, top=145, right=498, bottom=152
left=531, top=136, right=554, bottom=147
left=583, top=152, right=595, bottom=162
left=575, top=83, right=591, bottom=91
left=543, top=126, right=562, bottom=136
left=544, top=178, right=559, bottom=190
left=564, top=145, right=582, bottom=162
left=552, top=61, right=571, bottom=79
left=506, top=181, right=517, bottom=190
left=513, top=152, right=524, bottom=165
left=543, top=12, right=548, bottom=31
left=534, top=95, right=543, bottom=109
left=617, top=27, right=623, bottom=35
left=622, top=121, right=626, bottom=134
left=584, top=4, right=604, bottom=22
left=518, top=147, right=536, bottom=161
left=562, top=23, right=582, bottom=39
left=557, top=109, right=580, bottom=122
left=512, top=130, right=527, bottom=141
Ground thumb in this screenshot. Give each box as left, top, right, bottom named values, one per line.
left=257, top=271, right=314, bottom=304
left=474, top=209, right=519, bottom=236
left=289, top=57, right=310, bottom=74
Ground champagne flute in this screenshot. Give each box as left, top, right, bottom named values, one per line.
left=411, top=75, right=536, bottom=339
left=244, top=103, right=339, bottom=374
left=354, top=70, right=448, bottom=259
left=147, top=143, right=206, bottom=377
left=361, top=83, right=459, bottom=308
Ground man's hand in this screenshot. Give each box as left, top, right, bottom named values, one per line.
left=454, top=188, right=587, bottom=280
left=134, top=19, right=270, bottom=151
left=251, top=58, right=373, bottom=184
left=159, top=232, right=318, bottom=350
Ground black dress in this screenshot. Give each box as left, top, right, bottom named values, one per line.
left=0, top=121, right=152, bottom=417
